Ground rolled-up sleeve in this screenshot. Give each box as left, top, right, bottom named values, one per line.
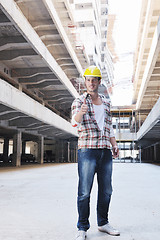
left=71, top=98, right=82, bottom=127
left=71, top=114, right=79, bottom=127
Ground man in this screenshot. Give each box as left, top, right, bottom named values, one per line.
left=71, top=66, right=120, bottom=240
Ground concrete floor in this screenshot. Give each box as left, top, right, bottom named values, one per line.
left=0, top=162, right=160, bottom=240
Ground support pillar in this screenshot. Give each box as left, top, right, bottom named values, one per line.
left=75, top=144, right=78, bottom=163
left=123, top=142, right=125, bottom=162
left=153, top=145, right=156, bottom=162
left=22, top=141, right=26, bottom=155
left=13, top=131, right=22, bottom=167
left=55, top=140, right=60, bottom=163
left=37, top=136, right=44, bottom=164
left=61, top=141, right=64, bottom=162
left=3, top=138, right=9, bottom=163
left=68, top=141, right=70, bottom=163
left=158, top=144, right=160, bottom=162
left=71, top=141, right=78, bottom=163
left=55, top=140, right=68, bottom=163
left=73, top=141, right=78, bottom=163
left=139, top=147, right=141, bottom=163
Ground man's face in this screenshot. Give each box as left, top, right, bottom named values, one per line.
left=85, top=76, right=101, bottom=93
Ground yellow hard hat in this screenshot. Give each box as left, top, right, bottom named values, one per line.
left=83, top=65, right=102, bottom=79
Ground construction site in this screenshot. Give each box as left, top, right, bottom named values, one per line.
left=0, top=0, right=160, bottom=239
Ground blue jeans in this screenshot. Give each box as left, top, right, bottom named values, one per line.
left=77, top=148, right=113, bottom=231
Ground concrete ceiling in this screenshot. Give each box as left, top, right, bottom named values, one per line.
left=0, top=0, right=89, bottom=120
left=133, top=0, right=160, bottom=123
left=0, top=0, right=90, bottom=140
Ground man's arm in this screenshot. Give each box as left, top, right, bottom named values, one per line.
left=109, top=106, right=119, bottom=158
left=71, top=98, right=88, bottom=127
left=74, top=98, right=88, bottom=123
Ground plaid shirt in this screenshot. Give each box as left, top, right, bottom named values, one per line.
left=71, top=92, right=115, bottom=149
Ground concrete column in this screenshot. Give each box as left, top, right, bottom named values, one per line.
left=55, top=140, right=69, bottom=163
left=55, top=141, right=58, bottom=163
left=55, top=140, right=73, bottom=163
left=146, top=148, right=148, bottom=162
left=158, top=144, right=160, bottom=162
left=73, top=141, right=78, bottom=163
left=69, top=140, right=77, bottom=163
left=37, top=136, right=44, bottom=164
left=65, top=141, right=69, bottom=162
left=55, top=140, right=60, bottom=163
left=139, top=146, right=142, bottom=163
left=13, top=131, right=22, bottom=167
left=22, top=141, right=26, bottom=155
left=149, top=147, right=152, bottom=162
left=154, top=145, right=157, bottom=162
left=123, top=142, right=125, bottom=162
left=61, top=140, right=67, bottom=162
left=61, top=141, right=64, bottom=162
left=151, top=146, right=154, bottom=162
left=145, top=148, right=147, bottom=162
left=68, top=141, right=70, bottom=163
left=116, top=118, right=118, bottom=135
left=75, top=144, right=78, bottom=163
left=3, top=138, right=9, bottom=163
left=141, top=148, right=144, bottom=162
left=147, top=148, right=149, bottom=162
left=139, top=111, right=141, bottom=130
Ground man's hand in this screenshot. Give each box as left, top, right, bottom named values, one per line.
left=112, top=145, right=119, bottom=158
left=80, top=98, right=88, bottom=115
left=74, top=98, right=88, bottom=123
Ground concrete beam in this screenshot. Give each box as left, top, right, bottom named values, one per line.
left=36, top=29, right=59, bottom=37
left=137, top=97, right=160, bottom=141
left=9, top=116, right=38, bottom=127
left=150, top=75, right=160, bottom=81
left=0, top=11, right=12, bottom=24
left=26, top=82, right=62, bottom=89
left=42, top=0, right=84, bottom=76
left=11, top=67, right=52, bottom=77
left=0, top=114, right=26, bottom=122
left=152, top=68, right=160, bottom=74
left=43, top=93, right=71, bottom=100
left=0, top=79, right=78, bottom=137
left=20, top=123, right=42, bottom=129
left=0, top=35, right=27, bottom=46
left=133, top=0, right=155, bottom=97
left=18, top=74, right=58, bottom=83
left=0, top=49, right=37, bottom=60
left=136, top=17, right=160, bottom=109
left=39, top=89, right=70, bottom=96
left=48, top=97, right=73, bottom=102
left=115, top=132, right=137, bottom=141
left=0, top=0, right=79, bottom=99
left=0, top=120, right=9, bottom=127
left=32, top=19, right=53, bottom=28
left=155, top=62, right=160, bottom=67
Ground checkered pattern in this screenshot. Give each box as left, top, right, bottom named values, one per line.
left=71, top=92, right=114, bottom=149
